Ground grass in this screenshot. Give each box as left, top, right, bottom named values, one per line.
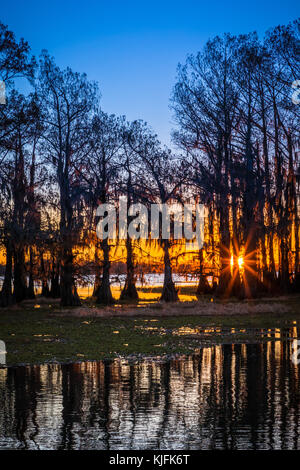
left=0, top=294, right=300, bottom=366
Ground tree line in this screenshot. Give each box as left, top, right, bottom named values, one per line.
left=0, top=19, right=299, bottom=307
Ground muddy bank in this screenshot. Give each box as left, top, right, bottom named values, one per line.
left=53, top=297, right=297, bottom=318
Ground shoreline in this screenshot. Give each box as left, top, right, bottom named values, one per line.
left=23, top=292, right=300, bottom=317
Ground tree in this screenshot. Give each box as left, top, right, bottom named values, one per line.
left=172, top=35, right=243, bottom=297
left=126, top=121, right=182, bottom=302
left=37, top=51, right=98, bottom=306
left=172, top=24, right=300, bottom=298
left=0, top=92, right=42, bottom=304
left=0, top=22, right=35, bottom=307
left=118, top=121, right=143, bottom=302
left=84, top=111, right=122, bottom=305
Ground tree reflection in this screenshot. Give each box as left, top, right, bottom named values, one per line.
left=1, top=332, right=300, bottom=449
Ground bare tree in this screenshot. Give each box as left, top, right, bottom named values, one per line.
left=37, top=51, right=98, bottom=306
left=83, top=111, right=122, bottom=304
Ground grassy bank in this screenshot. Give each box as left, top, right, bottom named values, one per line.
left=0, top=294, right=300, bottom=366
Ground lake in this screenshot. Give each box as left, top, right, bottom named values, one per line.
left=1, top=340, right=300, bottom=450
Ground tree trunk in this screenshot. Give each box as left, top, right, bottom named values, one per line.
left=196, top=249, right=212, bottom=296
left=13, top=244, right=28, bottom=303
left=240, top=93, right=260, bottom=298
left=196, top=275, right=211, bottom=296
left=0, top=240, right=14, bottom=307
left=60, top=244, right=81, bottom=306
left=49, top=256, right=61, bottom=298
left=96, top=238, right=114, bottom=305
left=120, top=237, right=139, bottom=301
left=215, top=203, right=232, bottom=298
left=161, top=240, right=178, bottom=302
left=59, top=173, right=81, bottom=306
left=39, top=253, right=50, bottom=297
left=50, top=273, right=60, bottom=298
left=41, top=280, right=50, bottom=298
left=93, top=242, right=102, bottom=297
left=27, top=247, right=35, bottom=299
left=260, top=87, right=276, bottom=288
left=242, top=225, right=260, bottom=298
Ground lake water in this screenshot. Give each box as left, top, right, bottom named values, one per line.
left=1, top=341, right=300, bottom=450
left=0, top=273, right=201, bottom=302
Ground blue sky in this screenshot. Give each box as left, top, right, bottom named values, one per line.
left=1, top=1, right=298, bottom=146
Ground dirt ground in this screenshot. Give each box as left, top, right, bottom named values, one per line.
left=40, top=297, right=297, bottom=318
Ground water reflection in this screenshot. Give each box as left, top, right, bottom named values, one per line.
left=1, top=341, right=300, bottom=449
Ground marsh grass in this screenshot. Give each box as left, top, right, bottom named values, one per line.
left=0, top=294, right=299, bottom=366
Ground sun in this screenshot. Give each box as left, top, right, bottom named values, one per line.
left=230, top=254, right=244, bottom=269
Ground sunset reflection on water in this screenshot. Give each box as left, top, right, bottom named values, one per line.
left=1, top=336, right=300, bottom=449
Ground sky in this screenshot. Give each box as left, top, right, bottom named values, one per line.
left=1, top=0, right=298, bottom=147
